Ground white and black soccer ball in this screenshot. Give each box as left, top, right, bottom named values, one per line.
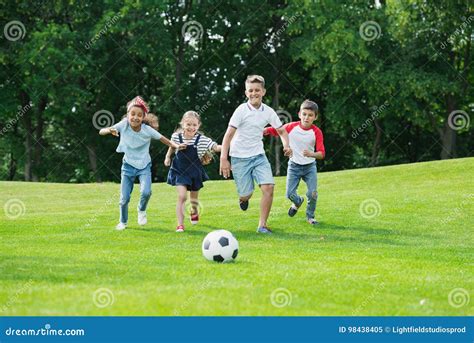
left=202, top=230, right=239, bottom=263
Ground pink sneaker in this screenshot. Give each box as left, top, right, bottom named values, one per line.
left=176, top=225, right=185, bottom=232
left=190, top=213, right=199, bottom=225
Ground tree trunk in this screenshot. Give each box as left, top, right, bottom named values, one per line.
left=440, top=95, right=457, bottom=159
left=20, top=90, right=33, bottom=181
left=370, top=118, right=382, bottom=166
left=87, top=144, right=101, bottom=182
left=31, top=96, right=47, bottom=181
left=8, top=153, right=17, bottom=181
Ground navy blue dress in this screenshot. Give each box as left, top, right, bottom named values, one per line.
left=167, top=133, right=210, bottom=191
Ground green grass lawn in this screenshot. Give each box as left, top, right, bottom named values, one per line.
left=0, top=158, right=473, bottom=316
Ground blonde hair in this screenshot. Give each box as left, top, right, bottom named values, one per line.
left=176, top=111, right=202, bottom=133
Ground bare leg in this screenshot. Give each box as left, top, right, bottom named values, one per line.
left=190, top=191, right=199, bottom=215
left=259, top=184, right=274, bottom=228
left=176, top=186, right=187, bottom=226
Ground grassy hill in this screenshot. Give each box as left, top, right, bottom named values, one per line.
left=0, top=158, right=472, bottom=316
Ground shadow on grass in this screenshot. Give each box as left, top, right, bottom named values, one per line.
left=118, top=221, right=437, bottom=247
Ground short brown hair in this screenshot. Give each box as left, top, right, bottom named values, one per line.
left=246, top=74, right=265, bottom=88
left=300, top=99, right=319, bottom=114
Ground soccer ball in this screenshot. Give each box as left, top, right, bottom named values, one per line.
left=202, top=230, right=239, bottom=263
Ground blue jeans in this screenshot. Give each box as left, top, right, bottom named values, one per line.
left=119, top=162, right=152, bottom=224
left=286, top=161, right=318, bottom=219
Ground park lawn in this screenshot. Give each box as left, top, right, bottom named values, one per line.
left=0, top=158, right=472, bottom=316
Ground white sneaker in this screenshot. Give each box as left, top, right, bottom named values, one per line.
left=138, top=210, right=147, bottom=226
left=116, top=222, right=127, bottom=230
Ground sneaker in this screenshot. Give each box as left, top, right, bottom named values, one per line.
left=288, top=197, right=304, bottom=217
left=239, top=200, right=249, bottom=211
left=137, top=210, right=147, bottom=226
left=256, top=226, right=273, bottom=234
left=190, top=213, right=199, bottom=225
left=307, top=218, right=319, bottom=225
left=176, top=225, right=185, bottom=232
left=116, top=222, right=127, bottom=231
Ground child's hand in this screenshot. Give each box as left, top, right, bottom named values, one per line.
left=174, top=143, right=187, bottom=151
left=110, top=128, right=119, bottom=137
left=303, top=150, right=314, bottom=158
left=164, top=156, right=171, bottom=167
left=220, top=159, right=232, bottom=179
left=283, top=146, right=293, bottom=157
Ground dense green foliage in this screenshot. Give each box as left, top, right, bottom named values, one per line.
left=1, top=1, right=472, bottom=182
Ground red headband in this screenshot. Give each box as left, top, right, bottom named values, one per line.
left=127, top=96, right=149, bottom=114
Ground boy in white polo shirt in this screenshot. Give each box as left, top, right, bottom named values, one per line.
left=264, top=100, right=325, bottom=225
left=220, top=75, right=292, bottom=234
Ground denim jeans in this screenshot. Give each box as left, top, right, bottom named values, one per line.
left=119, top=162, right=152, bottom=224
left=286, top=161, right=318, bottom=219
left=231, top=154, right=274, bottom=197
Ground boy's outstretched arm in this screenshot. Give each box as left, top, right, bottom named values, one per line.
left=276, top=126, right=292, bottom=157
left=219, top=126, right=237, bottom=179
left=99, top=127, right=118, bottom=136
left=212, top=144, right=222, bottom=153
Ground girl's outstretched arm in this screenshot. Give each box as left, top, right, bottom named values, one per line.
left=164, top=147, right=175, bottom=166
left=99, top=127, right=119, bottom=136
left=159, top=136, right=186, bottom=150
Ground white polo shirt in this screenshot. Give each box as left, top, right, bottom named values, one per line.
left=229, top=102, right=282, bottom=158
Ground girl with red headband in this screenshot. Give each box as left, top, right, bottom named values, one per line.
left=100, top=96, right=186, bottom=230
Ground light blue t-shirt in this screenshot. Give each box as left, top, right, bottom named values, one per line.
left=112, top=119, right=162, bottom=170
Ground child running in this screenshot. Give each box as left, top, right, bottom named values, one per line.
left=220, top=74, right=292, bottom=234
left=165, top=111, right=221, bottom=232
left=99, top=96, right=186, bottom=230
left=264, top=99, right=325, bottom=225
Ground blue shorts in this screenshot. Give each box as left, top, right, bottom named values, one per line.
left=231, top=154, right=274, bottom=197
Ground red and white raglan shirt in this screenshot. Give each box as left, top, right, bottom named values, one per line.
left=264, top=122, right=325, bottom=165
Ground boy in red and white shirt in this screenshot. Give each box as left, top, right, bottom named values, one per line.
left=264, top=100, right=325, bottom=225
